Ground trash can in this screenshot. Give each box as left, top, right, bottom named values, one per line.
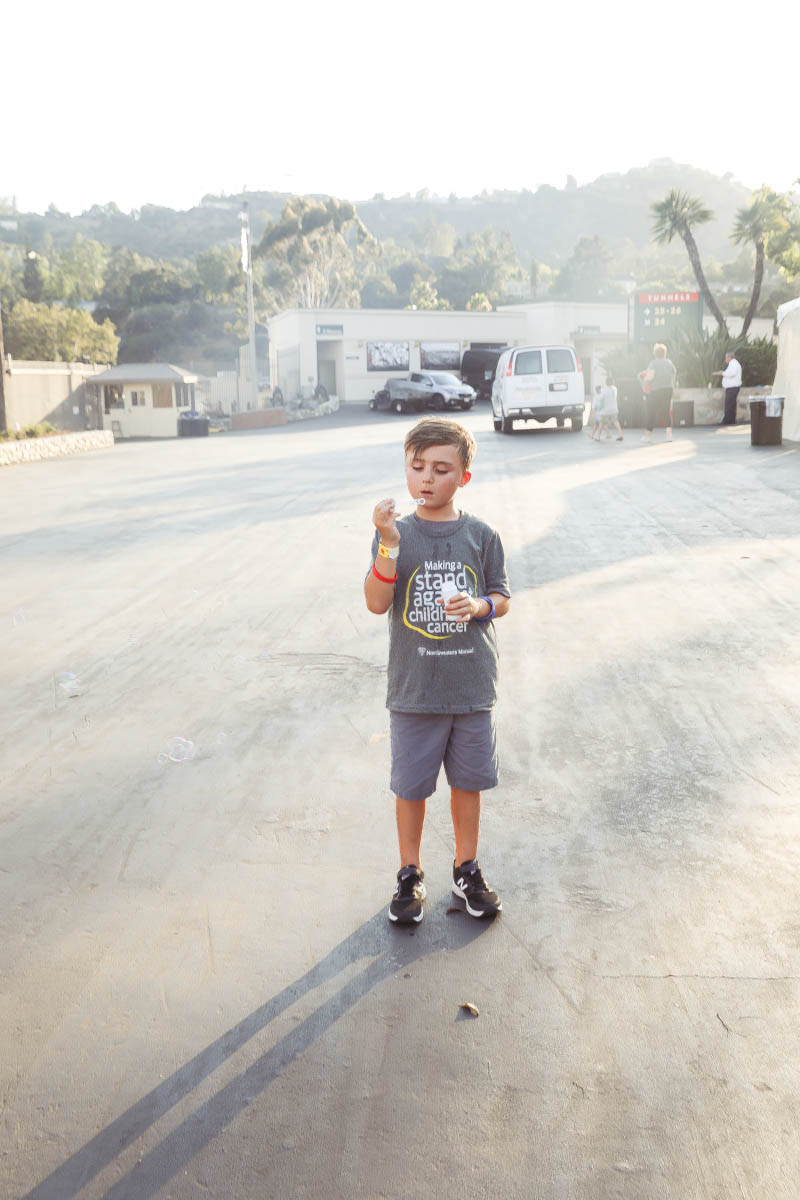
left=672, top=398, right=695, bottom=427
left=178, top=412, right=210, bottom=438
left=749, top=396, right=783, bottom=446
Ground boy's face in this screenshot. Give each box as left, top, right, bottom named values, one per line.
left=405, top=443, right=470, bottom=511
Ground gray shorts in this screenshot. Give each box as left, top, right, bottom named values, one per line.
left=389, top=710, right=498, bottom=803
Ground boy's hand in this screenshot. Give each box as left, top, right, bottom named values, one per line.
left=439, top=592, right=484, bottom=621
left=372, top=498, right=400, bottom=547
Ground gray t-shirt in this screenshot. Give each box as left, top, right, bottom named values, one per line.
left=370, top=511, right=510, bottom=713
left=648, top=357, right=676, bottom=390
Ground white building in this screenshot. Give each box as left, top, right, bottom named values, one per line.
left=267, top=302, right=629, bottom=404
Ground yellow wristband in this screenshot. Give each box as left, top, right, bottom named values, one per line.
left=378, top=542, right=399, bottom=560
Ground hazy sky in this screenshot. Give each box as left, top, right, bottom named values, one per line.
left=7, top=0, right=796, bottom=215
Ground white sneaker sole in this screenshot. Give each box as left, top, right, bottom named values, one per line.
left=452, top=883, right=502, bottom=918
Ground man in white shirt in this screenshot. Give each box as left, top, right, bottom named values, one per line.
left=712, top=352, right=742, bottom=425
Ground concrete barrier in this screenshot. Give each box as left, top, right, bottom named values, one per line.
left=0, top=430, right=114, bottom=468
left=231, top=409, right=287, bottom=430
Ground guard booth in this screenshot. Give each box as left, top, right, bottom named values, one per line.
left=93, top=364, right=199, bottom=437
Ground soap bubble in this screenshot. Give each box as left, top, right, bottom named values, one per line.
left=12, top=609, right=26, bottom=626
left=157, top=753, right=169, bottom=764
left=164, top=737, right=196, bottom=763
left=57, top=672, right=82, bottom=697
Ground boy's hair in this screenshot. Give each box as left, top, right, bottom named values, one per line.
left=653, top=343, right=667, bottom=358
left=404, top=417, right=476, bottom=472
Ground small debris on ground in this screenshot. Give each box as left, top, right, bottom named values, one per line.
left=460, top=1002, right=479, bottom=1017
left=445, top=906, right=462, bottom=915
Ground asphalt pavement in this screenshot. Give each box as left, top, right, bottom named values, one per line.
left=2, top=408, right=800, bottom=1199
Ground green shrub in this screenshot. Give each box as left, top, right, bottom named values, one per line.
left=737, top=338, right=777, bottom=386
left=24, top=425, right=39, bottom=438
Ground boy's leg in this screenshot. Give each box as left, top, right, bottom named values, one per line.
left=445, top=714, right=502, bottom=917
left=396, top=795, right=426, bottom=868
left=451, top=788, right=480, bottom=865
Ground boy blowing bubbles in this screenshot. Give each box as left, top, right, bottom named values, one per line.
left=364, top=417, right=511, bottom=924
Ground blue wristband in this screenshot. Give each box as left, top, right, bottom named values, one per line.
left=473, top=595, right=495, bottom=623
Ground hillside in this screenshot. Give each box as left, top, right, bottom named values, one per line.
left=4, top=161, right=753, bottom=266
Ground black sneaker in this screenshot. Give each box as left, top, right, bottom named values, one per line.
left=452, top=859, right=502, bottom=918
left=389, top=866, right=426, bottom=924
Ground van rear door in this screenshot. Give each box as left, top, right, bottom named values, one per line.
left=544, top=347, right=582, bottom=407
left=507, top=348, right=546, bottom=408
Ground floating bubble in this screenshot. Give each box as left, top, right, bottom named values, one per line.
left=415, top=497, right=426, bottom=506
left=57, top=672, right=82, bottom=697
left=12, top=608, right=27, bottom=626
left=164, top=737, right=196, bottom=763
left=157, top=753, right=169, bottom=764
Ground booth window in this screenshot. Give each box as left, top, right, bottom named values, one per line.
left=152, top=384, right=173, bottom=408
left=130, top=390, right=145, bottom=407
left=104, top=385, right=124, bottom=413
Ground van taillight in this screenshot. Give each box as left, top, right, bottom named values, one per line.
left=506, top=358, right=513, bottom=376
left=576, top=357, right=583, bottom=372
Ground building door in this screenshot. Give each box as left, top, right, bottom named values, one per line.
left=318, top=358, right=337, bottom=395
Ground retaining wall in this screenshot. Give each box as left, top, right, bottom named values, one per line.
left=0, top=430, right=114, bottom=467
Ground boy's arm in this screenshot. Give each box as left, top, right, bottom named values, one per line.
left=364, top=499, right=400, bottom=615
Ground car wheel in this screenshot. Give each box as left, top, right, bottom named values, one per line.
left=570, top=417, right=583, bottom=432
left=432, top=394, right=444, bottom=411
left=368, top=397, right=376, bottom=410
left=394, top=400, right=405, bottom=414
left=501, top=415, right=514, bottom=434
left=460, top=400, right=473, bottom=410
left=493, top=415, right=502, bottom=432
left=556, top=417, right=564, bottom=427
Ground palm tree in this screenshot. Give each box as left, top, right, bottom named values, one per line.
left=651, top=190, right=726, bottom=330
left=732, top=188, right=789, bottom=336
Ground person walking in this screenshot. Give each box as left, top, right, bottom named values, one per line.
left=639, top=344, right=676, bottom=443
left=712, top=351, right=742, bottom=425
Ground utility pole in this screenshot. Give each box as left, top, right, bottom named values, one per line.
left=0, top=303, right=7, bottom=432
left=240, top=203, right=259, bottom=411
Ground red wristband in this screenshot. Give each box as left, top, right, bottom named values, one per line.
left=372, top=562, right=397, bottom=584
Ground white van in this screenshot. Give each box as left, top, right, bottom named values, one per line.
left=491, top=345, right=585, bottom=433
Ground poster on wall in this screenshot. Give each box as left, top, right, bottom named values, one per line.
left=366, top=342, right=410, bottom=372
left=420, top=341, right=461, bottom=370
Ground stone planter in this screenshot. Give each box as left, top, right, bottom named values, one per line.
left=673, top=386, right=772, bottom=426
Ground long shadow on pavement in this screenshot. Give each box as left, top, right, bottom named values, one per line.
left=24, top=906, right=492, bottom=1200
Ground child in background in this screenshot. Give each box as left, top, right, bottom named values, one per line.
left=589, top=385, right=604, bottom=439
left=597, top=379, right=623, bottom=442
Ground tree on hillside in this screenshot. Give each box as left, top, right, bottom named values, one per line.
left=437, top=229, right=518, bottom=309
left=196, top=244, right=241, bottom=302
left=466, top=292, right=492, bottom=312
left=254, top=197, right=376, bottom=309
left=44, top=235, right=109, bottom=304
left=6, top=300, right=118, bottom=362
left=651, top=190, right=726, bottom=329
left=407, top=280, right=452, bottom=310
left=763, top=183, right=800, bottom=282
left=94, top=246, right=157, bottom=326
left=551, top=235, right=621, bottom=300
left=22, top=251, right=48, bottom=303
left=731, top=189, right=791, bottom=335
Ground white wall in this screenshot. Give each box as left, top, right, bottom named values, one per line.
left=269, top=308, right=527, bottom=402
left=774, top=301, right=800, bottom=441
